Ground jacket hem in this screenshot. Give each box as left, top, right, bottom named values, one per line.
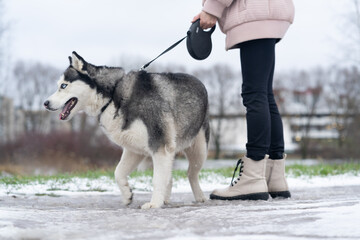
left=225, top=20, right=291, bottom=50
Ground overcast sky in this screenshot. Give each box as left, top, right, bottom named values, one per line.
left=3, top=0, right=354, bottom=73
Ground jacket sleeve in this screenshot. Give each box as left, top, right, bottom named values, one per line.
left=202, top=0, right=234, bottom=18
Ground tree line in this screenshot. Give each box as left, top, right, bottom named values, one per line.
left=0, top=60, right=360, bottom=163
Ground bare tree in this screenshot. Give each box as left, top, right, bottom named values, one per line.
left=325, top=0, right=360, bottom=158
left=289, top=68, right=325, bottom=159
left=327, top=66, right=360, bottom=158
left=325, top=67, right=347, bottom=149
left=13, top=61, right=60, bottom=133
left=194, top=64, right=242, bottom=159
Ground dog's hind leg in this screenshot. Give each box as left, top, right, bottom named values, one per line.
left=141, top=150, right=175, bottom=209
left=184, top=129, right=208, bottom=203
left=115, top=149, right=144, bottom=206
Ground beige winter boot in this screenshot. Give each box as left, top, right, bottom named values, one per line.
left=266, top=154, right=291, bottom=198
left=210, top=156, right=269, bottom=201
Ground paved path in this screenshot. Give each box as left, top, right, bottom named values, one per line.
left=1, top=186, right=360, bottom=240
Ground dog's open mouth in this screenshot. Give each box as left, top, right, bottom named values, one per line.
left=60, top=97, right=78, bottom=120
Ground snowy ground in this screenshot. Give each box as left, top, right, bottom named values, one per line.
left=0, top=160, right=360, bottom=240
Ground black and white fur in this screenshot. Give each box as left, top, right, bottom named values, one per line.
left=44, top=52, right=210, bottom=209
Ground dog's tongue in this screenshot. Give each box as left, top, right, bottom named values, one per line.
left=59, top=101, right=72, bottom=120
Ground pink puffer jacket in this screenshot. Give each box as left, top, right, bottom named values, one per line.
left=202, top=0, right=295, bottom=50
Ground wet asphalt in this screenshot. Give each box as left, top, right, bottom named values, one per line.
left=1, top=185, right=360, bottom=240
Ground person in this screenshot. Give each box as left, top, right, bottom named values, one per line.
left=192, top=0, right=295, bottom=200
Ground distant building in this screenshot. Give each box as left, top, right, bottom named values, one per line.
left=210, top=86, right=344, bottom=156
left=0, top=95, right=74, bottom=142
left=279, top=86, right=342, bottom=143
left=208, top=115, right=296, bottom=156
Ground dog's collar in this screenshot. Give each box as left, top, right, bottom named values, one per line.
left=101, top=99, right=112, bottom=113
left=98, top=80, right=119, bottom=122
left=98, top=99, right=113, bottom=121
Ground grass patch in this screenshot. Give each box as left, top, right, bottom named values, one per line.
left=129, top=169, right=152, bottom=179
left=1, top=162, right=359, bottom=186
left=47, top=187, right=67, bottom=191
left=35, top=193, right=61, bottom=197
left=286, top=162, right=360, bottom=177
left=202, top=162, right=360, bottom=178
left=77, top=188, right=108, bottom=192
left=0, top=169, right=114, bottom=186
left=201, top=167, right=234, bottom=178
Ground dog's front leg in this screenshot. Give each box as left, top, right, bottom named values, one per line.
left=164, top=178, right=173, bottom=204
left=141, top=151, right=174, bottom=209
left=115, top=149, right=144, bottom=206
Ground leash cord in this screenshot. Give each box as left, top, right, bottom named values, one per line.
left=140, top=36, right=187, bottom=71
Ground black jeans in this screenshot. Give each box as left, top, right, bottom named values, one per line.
left=239, top=38, right=284, bottom=160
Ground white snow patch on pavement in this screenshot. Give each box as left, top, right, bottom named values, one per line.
left=287, top=173, right=360, bottom=189
left=291, top=202, right=360, bottom=238
left=1, top=173, right=359, bottom=196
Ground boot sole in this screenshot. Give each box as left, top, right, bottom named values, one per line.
left=210, top=192, right=269, bottom=201
left=269, top=191, right=291, bottom=199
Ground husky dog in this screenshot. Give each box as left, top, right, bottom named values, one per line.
left=44, top=52, right=210, bottom=209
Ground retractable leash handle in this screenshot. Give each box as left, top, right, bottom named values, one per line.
left=140, top=19, right=216, bottom=71
left=186, top=19, right=216, bottom=60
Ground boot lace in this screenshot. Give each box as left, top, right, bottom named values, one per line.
left=230, top=159, right=244, bottom=186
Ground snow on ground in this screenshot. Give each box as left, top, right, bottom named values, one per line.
left=1, top=186, right=360, bottom=240
left=1, top=172, right=360, bottom=197
left=1, top=159, right=359, bottom=196
left=1, top=159, right=360, bottom=240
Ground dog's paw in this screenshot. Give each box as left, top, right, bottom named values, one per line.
left=122, top=198, right=132, bottom=206
left=122, top=192, right=133, bottom=206
left=164, top=192, right=173, bottom=205
left=195, top=195, right=208, bottom=203
left=141, top=202, right=162, bottom=209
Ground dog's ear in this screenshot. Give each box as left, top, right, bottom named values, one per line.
left=71, top=51, right=88, bottom=74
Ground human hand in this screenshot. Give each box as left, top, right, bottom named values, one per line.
left=192, top=11, right=217, bottom=29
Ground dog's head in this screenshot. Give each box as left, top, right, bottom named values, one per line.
left=44, top=52, right=97, bottom=121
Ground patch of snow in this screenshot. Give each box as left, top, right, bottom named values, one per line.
left=287, top=173, right=360, bottom=189
left=1, top=172, right=359, bottom=196
left=290, top=202, right=360, bottom=238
